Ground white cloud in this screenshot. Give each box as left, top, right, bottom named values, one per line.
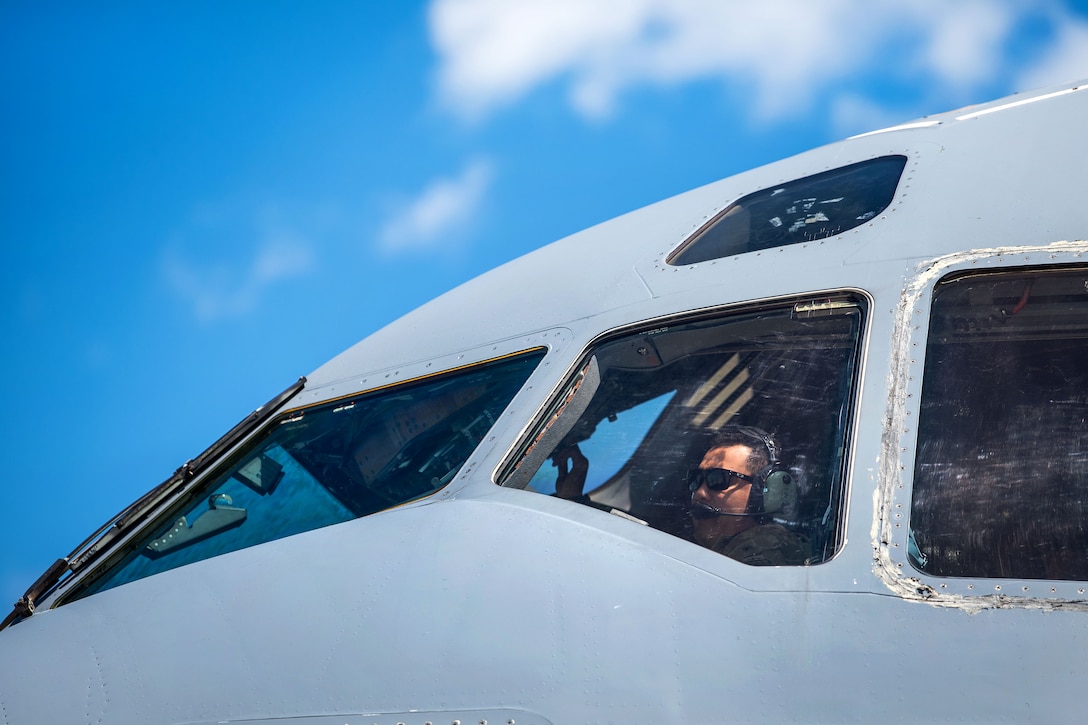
left=1016, top=15, right=1088, bottom=90
left=829, top=93, right=912, bottom=138
left=378, top=158, right=494, bottom=253
left=163, top=223, right=315, bottom=322
left=430, top=0, right=863, bottom=121
left=430, top=0, right=651, bottom=120
left=912, top=0, right=1017, bottom=88
left=429, top=0, right=1071, bottom=123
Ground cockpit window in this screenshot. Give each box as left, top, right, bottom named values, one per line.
left=524, top=392, right=674, bottom=497
left=501, top=297, right=864, bottom=565
left=668, top=155, right=906, bottom=265
left=71, top=350, right=544, bottom=599
left=909, top=269, right=1088, bottom=580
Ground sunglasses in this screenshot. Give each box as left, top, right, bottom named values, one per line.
left=687, top=467, right=755, bottom=492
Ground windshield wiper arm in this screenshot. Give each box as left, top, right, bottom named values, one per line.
left=0, top=376, right=307, bottom=631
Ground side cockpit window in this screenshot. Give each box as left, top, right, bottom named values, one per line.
left=502, top=297, right=864, bottom=566
left=910, top=269, right=1088, bottom=580
left=72, top=350, right=544, bottom=599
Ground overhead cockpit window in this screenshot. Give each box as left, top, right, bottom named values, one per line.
left=501, top=298, right=864, bottom=565
left=667, top=155, right=907, bottom=265
left=71, top=350, right=544, bottom=599
left=909, top=269, right=1088, bottom=581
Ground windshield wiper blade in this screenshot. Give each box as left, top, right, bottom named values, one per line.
left=0, top=376, right=306, bottom=631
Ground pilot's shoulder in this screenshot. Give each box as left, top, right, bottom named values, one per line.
left=720, top=523, right=810, bottom=566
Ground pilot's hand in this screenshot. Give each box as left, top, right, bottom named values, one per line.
left=552, top=444, right=589, bottom=500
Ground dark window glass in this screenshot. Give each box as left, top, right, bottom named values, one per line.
left=668, top=156, right=906, bottom=265
left=910, top=269, right=1088, bottom=580
left=73, top=351, right=544, bottom=598
left=503, top=297, right=864, bottom=566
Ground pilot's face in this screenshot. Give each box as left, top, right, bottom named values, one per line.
left=691, top=444, right=756, bottom=550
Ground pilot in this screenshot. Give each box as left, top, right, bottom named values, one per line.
left=687, top=427, right=809, bottom=566
left=553, top=426, right=809, bottom=566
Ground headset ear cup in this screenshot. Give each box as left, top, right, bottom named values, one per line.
left=761, top=470, right=796, bottom=515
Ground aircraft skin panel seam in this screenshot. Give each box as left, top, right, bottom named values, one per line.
left=304, top=326, right=576, bottom=394
left=284, top=345, right=552, bottom=413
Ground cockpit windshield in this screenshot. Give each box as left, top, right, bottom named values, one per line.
left=70, top=350, right=544, bottom=600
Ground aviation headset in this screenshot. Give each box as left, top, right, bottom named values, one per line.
left=692, top=425, right=796, bottom=518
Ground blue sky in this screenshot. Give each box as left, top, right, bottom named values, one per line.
left=2, top=0, right=1086, bottom=608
